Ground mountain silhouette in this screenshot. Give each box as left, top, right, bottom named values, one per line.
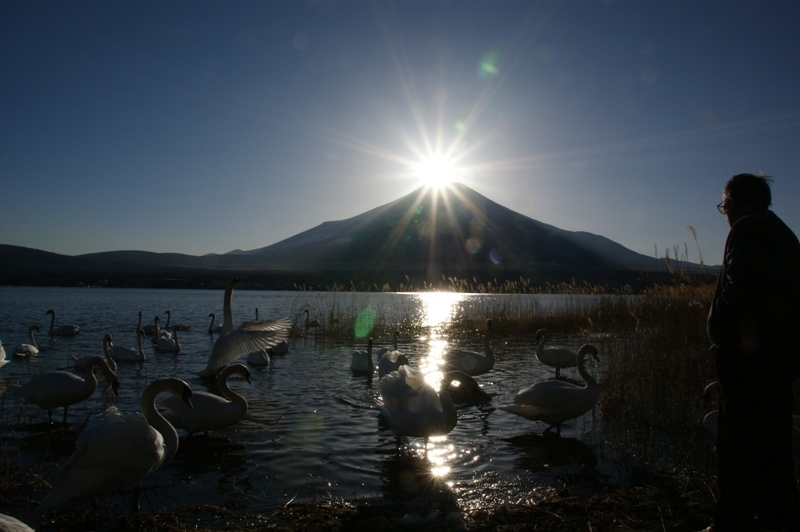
left=1, top=183, right=704, bottom=289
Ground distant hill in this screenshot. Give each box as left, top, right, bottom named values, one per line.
left=0, top=184, right=710, bottom=289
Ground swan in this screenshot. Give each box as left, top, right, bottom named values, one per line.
left=0, top=340, right=6, bottom=367
left=376, top=331, right=410, bottom=379
left=13, top=325, right=40, bottom=358
left=351, top=338, right=375, bottom=374
left=154, top=325, right=181, bottom=353
left=149, top=316, right=172, bottom=345
left=45, top=309, right=81, bottom=339
left=377, top=366, right=483, bottom=440
left=109, top=330, right=146, bottom=362
left=198, top=317, right=290, bottom=379
left=19, top=356, right=120, bottom=423
left=71, top=333, right=119, bottom=373
left=304, top=309, right=321, bottom=330
left=164, top=310, right=191, bottom=331
left=443, top=318, right=494, bottom=376
left=498, top=344, right=600, bottom=434
left=160, top=364, right=250, bottom=435
left=534, top=329, right=578, bottom=378
left=246, top=349, right=270, bottom=366
left=376, top=330, right=400, bottom=359
left=36, top=377, right=193, bottom=514
left=207, top=313, right=223, bottom=335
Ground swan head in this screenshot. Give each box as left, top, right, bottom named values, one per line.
left=577, top=344, right=600, bottom=362
left=222, top=364, right=252, bottom=386
left=30, top=325, right=40, bottom=333
left=208, top=313, right=216, bottom=318
left=45, top=309, right=55, bottom=316
left=534, top=328, right=546, bottom=340
left=137, top=328, right=146, bottom=337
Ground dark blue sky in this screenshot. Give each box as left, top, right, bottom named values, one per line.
left=3, top=0, right=800, bottom=265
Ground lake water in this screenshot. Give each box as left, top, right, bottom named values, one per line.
left=0, top=286, right=610, bottom=524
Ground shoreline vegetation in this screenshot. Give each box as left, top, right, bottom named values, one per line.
left=5, top=271, right=794, bottom=530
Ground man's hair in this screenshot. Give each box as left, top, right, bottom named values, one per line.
left=724, top=173, right=772, bottom=209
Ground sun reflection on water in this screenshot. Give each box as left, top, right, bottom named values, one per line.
left=404, top=292, right=471, bottom=480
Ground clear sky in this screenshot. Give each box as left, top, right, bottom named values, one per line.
left=3, top=0, right=800, bottom=267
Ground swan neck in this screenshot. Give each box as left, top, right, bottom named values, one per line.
left=219, top=371, right=245, bottom=405
left=577, top=350, right=597, bottom=388
left=223, top=287, right=235, bottom=333
left=29, top=328, right=37, bottom=348
left=142, top=385, right=179, bottom=461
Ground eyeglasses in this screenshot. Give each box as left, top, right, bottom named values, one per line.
left=717, top=200, right=731, bottom=215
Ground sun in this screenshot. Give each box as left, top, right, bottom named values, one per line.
left=413, top=154, right=459, bottom=189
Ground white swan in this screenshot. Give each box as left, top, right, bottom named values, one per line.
left=71, top=333, right=119, bottom=373
left=13, top=325, right=40, bottom=358
left=246, top=349, right=270, bottom=366
left=154, top=325, right=180, bottom=353
left=534, top=329, right=578, bottom=378
left=109, top=330, right=146, bottom=362
left=376, top=330, right=400, bottom=359
left=498, top=344, right=600, bottom=434
left=351, top=338, right=375, bottom=374
left=443, top=318, right=494, bottom=376
left=207, top=313, right=223, bottom=335
left=197, top=279, right=290, bottom=379
left=377, top=366, right=483, bottom=439
left=20, top=356, right=119, bottom=423
left=0, top=340, right=6, bottom=367
left=164, top=310, right=191, bottom=331
left=45, top=308, right=81, bottom=339
left=160, top=364, right=250, bottom=435
left=376, top=332, right=410, bottom=379
left=149, top=316, right=172, bottom=345
left=37, top=377, right=193, bottom=514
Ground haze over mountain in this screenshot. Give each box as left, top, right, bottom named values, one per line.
left=0, top=184, right=706, bottom=289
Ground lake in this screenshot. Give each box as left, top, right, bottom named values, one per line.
left=0, top=285, right=610, bottom=525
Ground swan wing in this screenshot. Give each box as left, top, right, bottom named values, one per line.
left=206, top=319, right=289, bottom=372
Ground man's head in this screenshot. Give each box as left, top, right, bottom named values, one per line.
left=718, top=173, right=772, bottom=226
